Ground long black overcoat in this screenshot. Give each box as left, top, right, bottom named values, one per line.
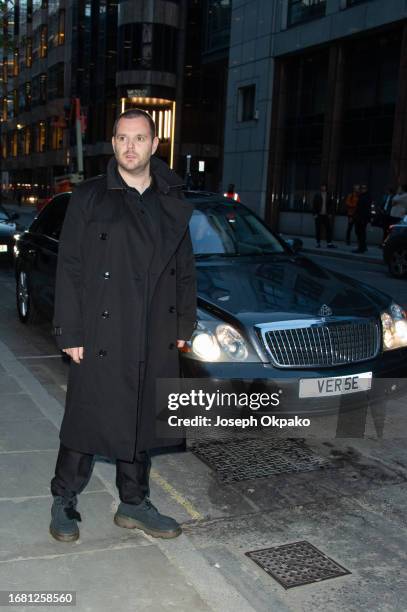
left=53, top=157, right=197, bottom=461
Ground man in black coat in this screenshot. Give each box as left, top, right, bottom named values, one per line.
left=49, top=108, right=197, bottom=542
left=353, top=184, right=372, bottom=253
left=312, top=184, right=336, bottom=248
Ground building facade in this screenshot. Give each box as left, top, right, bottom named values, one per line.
left=1, top=0, right=232, bottom=200
left=223, top=0, right=407, bottom=239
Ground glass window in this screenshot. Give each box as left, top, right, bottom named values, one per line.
left=189, top=204, right=285, bottom=256
left=47, top=63, right=64, bottom=99
left=33, top=194, right=70, bottom=239
left=288, top=0, right=326, bottom=27
left=237, top=85, right=256, bottom=122
left=204, top=0, right=231, bottom=53
left=118, top=23, right=178, bottom=73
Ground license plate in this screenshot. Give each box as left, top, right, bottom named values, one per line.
left=0, top=244, right=7, bottom=252
left=299, top=372, right=372, bottom=398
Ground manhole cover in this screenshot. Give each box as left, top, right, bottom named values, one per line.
left=246, top=541, right=351, bottom=589
left=190, top=438, right=334, bottom=482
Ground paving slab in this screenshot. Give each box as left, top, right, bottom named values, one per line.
left=0, top=450, right=105, bottom=499
left=0, top=544, right=213, bottom=612
left=0, top=491, right=152, bottom=564
left=0, top=393, right=46, bottom=422
left=0, top=419, right=61, bottom=452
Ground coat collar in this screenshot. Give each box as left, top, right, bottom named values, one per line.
left=106, top=155, right=184, bottom=196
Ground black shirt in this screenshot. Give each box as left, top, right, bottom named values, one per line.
left=115, top=165, right=161, bottom=233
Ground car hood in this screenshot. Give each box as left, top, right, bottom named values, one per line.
left=0, top=221, right=17, bottom=238
left=196, top=254, right=391, bottom=325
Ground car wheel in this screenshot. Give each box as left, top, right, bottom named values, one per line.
left=16, top=268, right=40, bottom=323
left=389, top=248, right=407, bottom=278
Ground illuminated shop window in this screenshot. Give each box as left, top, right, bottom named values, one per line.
left=26, top=37, right=32, bottom=67
left=11, top=130, right=18, bottom=157
left=120, top=96, right=176, bottom=167
left=38, top=121, right=46, bottom=152
left=1, top=133, right=7, bottom=160
left=23, top=126, right=31, bottom=155
left=40, top=24, right=48, bottom=58
left=13, top=49, right=19, bottom=76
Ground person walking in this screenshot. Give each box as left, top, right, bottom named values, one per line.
left=50, top=108, right=197, bottom=542
left=223, top=183, right=241, bottom=202
left=390, top=184, right=407, bottom=223
left=381, top=186, right=395, bottom=245
left=352, top=183, right=372, bottom=253
left=344, top=184, right=359, bottom=245
left=312, top=184, right=336, bottom=248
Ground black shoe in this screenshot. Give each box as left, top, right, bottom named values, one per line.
left=114, top=499, right=182, bottom=539
left=352, top=248, right=367, bottom=254
left=327, top=243, right=337, bottom=248
left=50, top=496, right=81, bottom=542
left=315, top=242, right=321, bottom=248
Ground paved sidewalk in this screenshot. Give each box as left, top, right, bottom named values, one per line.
left=282, top=234, right=384, bottom=264
left=0, top=339, right=256, bottom=612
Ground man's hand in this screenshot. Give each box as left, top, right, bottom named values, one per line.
left=63, top=347, right=84, bottom=364
left=176, top=340, right=186, bottom=348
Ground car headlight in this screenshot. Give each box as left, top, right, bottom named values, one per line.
left=186, top=321, right=257, bottom=362
left=381, top=303, right=407, bottom=350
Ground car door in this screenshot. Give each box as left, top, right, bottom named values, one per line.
left=28, top=194, right=70, bottom=316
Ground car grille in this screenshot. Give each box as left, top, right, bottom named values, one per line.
left=261, top=320, right=380, bottom=368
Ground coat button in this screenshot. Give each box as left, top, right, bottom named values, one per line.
left=101, top=310, right=110, bottom=319
left=169, top=306, right=176, bottom=313
left=99, top=232, right=108, bottom=240
left=103, top=272, right=110, bottom=279
left=98, top=349, right=107, bottom=357
left=169, top=343, right=175, bottom=350
left=170, top=268, right=175, bottom=275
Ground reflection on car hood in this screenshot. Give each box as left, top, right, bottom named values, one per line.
left=0, top=221, right=16, bottom=238
left=196, top=254, right=390, bottom=325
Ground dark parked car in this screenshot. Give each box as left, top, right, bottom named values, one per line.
left=14, top=191, right=407, bottom=416
left=0, top=205, right=21, bottom=262
left=383, top=217, right=407, bottom=278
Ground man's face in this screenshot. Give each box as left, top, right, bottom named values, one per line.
left=112, top=116, right=159, bottom=173
left=361, top=185, right=367, bottom=193
left=354, top=184, right=360, bottom=193
left=321, top=185, right=327, bottom=192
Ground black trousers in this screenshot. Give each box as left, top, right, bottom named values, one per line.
left=50, top=444, right=151, bottom=505
left=315, top=214, right=332, bottom=243
left=355, top=219, right=368, bottom=251
left=345, top=217, right=355, bottom=243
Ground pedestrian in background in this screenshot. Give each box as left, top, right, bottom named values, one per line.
left=353, top=183, right=372, bottom=253
left=381, top=186, right=395, bottom=245
left=224, top=183, right=241, bottom=202
left=390, top=184, right=407, bottom=222
left=312, top=183, right=336, bottom=248
left=344, top=184, right=359, bottom=245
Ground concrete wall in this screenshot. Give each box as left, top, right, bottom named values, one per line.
left=223, top=0, right=407, bottom=220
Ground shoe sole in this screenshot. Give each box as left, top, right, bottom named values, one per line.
left=49, top=525, right=79, bottom=542
left=114, top=513, right=182, bottom=539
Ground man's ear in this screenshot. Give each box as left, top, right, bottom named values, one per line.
left=152, top=136, right=159, bottom=155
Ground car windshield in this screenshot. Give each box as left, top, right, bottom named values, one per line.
left=190, top=203, right=286, bottom=256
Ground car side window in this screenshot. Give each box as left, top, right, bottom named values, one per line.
left=32, top=195, right=70, bottom=240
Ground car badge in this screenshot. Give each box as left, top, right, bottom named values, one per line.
left=318, top=304, right=332, bottom=317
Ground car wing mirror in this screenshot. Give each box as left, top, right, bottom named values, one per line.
left=283, top=237, right=303, bottom=253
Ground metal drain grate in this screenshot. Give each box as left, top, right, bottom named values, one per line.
left=190, top=438, right=334, bottom=482
left=246, top=541, right=351, bottom=589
